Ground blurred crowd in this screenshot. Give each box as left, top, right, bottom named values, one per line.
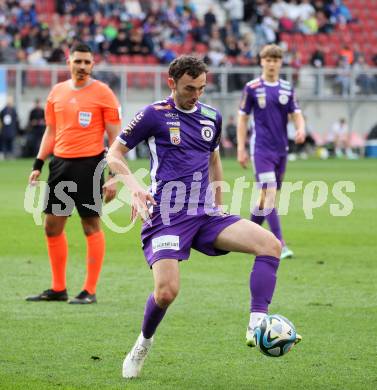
left=0, top=0, right=357, bottom=67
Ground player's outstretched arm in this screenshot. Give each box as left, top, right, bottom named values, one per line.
left=291, top=112, right=306, bottom=144
left=29, top=125, right=56, bottom=185
left=236, top=113, right=250, bottom=169
left=107, top=139, right=156, bottom=221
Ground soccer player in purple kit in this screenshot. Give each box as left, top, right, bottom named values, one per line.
left=237, top=44, right=306, bottom=260
left=107, top=55, right=301, bottom=379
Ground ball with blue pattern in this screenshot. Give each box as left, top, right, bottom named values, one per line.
left=254, top=314, right=298, bottom=357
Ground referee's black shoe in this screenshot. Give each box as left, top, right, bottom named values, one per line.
left=26, top=289, right=68, bottom=302
left=68, top=290, right=97, bottom=304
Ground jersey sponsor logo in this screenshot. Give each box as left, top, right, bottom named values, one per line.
left=201, top=106, right=217, bottom=120
left=201, top=126, right=214, bottom=142
left=257, top=95, right=266, bottom=109
left=152, top=235, right=180, bottom=253
left=153, top=104, right=172, bottom=110
left=200, top=119, right=215, bottom=126
left=165, top=112, right=179, bottom=119
left=169, top=127, right=181, bottom=145
left=78, top=111, right=92, bottom=127
left=122, top=111, right=144, bottom=135
left=280, top=82, right=292, bottom=91
left=166, top=121, right=180, bottom=126
left=279, top=94, right=289, bottom=105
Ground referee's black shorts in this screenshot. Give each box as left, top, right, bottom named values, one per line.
left=44, top=152, right=105, bottom=218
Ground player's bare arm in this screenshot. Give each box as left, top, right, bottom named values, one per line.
left=209, top=149, right=223, bottom=208
left=291, top=112, right=306, bottom=144
left=107, top=139, right=156, bottom=221
left=29, top=124, right=56, bottom=185
left=237, top=113, right=250, bottom=169
left=103, top=122, right=121, bottom=203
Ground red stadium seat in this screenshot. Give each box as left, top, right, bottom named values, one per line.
left=130, top=55, right=145, bottom=65
left=27, top=70, right=38, bottom=87
left=145, top=55, right=158, bottom=64
left=40, top=71, right=52, bottom=87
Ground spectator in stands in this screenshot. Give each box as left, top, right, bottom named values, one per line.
left=290, top=49, right=302, bottom=87
left=17, top=0, right=38, bottom=28
left=254, top=8, right=278, bottom=47
left=109, top=29, right=130, bottom=56
left=94, top=55, right=120, bottom=91
left=0, top=38, right=18, bottom=63
left=25, top=98, right=45, bottom=157
left=316, top=10, right=333, bottom=33
left=191, top=18, right=209, bottom=44
left=225, top=115, right=237, bottom=148
left=310, top=44, right=326, bottom=95
left=0, top=96, right=20, bottom=159
left=128, top=27, right=151, bottom=55
left=339, top=44, right=354, bottom=65
left=271, top=0, right=288, bottom=20
left=298, top=0, right=316, bottom=21
left=353, top=55, right=376, bottom=95
left=222, top=0, right=244, bottom=38
left=204, top=5, right=217, bottom=36
left=156, top=41, right=177, bottom=64
left=334, top=56, right=351, bottom=96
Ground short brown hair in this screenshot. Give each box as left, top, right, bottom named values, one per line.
left=168, top=55, right=208, bottom=81
left=259, top=44, right=283, bottom=59
left=70, top=43, right=93, bottom=55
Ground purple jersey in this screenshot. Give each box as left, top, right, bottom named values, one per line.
left=117, top=96, right=222, bottom=209
left=239, top=77, right=301, bottom=155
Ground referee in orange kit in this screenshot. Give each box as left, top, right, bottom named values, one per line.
left=26, top=43, right=121, bottom=304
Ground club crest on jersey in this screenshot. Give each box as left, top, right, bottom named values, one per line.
left=201, top=126, right=214, bottom=142
left=169, top=127, right=181, bottom=145
left=78, top=111, right=92, bottom=127
left=279, top=94, right=289, bottom=105
left=257, top=95, right=266, bottom=109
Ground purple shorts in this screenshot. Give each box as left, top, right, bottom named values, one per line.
left=141, top=208, right=241, bottom=267
left=252, top=153, right=287, bottom=190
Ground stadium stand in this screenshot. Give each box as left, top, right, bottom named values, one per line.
left=1, top=0, right=373, bottom=69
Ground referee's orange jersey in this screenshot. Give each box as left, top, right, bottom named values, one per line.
left=45, top=79, right=121, bottom=158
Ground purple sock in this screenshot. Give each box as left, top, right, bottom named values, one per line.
left=141, top=293, right=167, bottom=339
left=265, top=208, right=283, bottom=243
left=250, top=206, right=265, bottom=225
left=250, top=255, right=280, bottom=313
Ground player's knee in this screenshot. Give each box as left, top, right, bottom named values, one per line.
left=270, top=236, right=282, bottom=258
left=44, top=222, right=63, bottom=237
left=256, top=231, right=281, bottom=259
left=155, top=284, right=179, bottom=308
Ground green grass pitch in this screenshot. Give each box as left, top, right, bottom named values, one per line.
left=0, top=158, right=376, bottom=389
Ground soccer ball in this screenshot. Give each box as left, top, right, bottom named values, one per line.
left=254, top=314, right=298, bottom=357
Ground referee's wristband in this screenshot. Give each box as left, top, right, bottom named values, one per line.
left=33, top=158, right=44, bottom=172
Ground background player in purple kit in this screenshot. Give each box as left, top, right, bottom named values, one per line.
left=107, top=55, right=301, bottom=379
left=237, top=44, right=306, bottom=260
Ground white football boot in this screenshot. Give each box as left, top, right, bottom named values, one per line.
left=246, top=313, right=266, bottom=347
left=122, top=333, right=154, bottom=378
left=280, top=245, right=294, bottom=260
left=246, top=325, right=257, bottom=347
